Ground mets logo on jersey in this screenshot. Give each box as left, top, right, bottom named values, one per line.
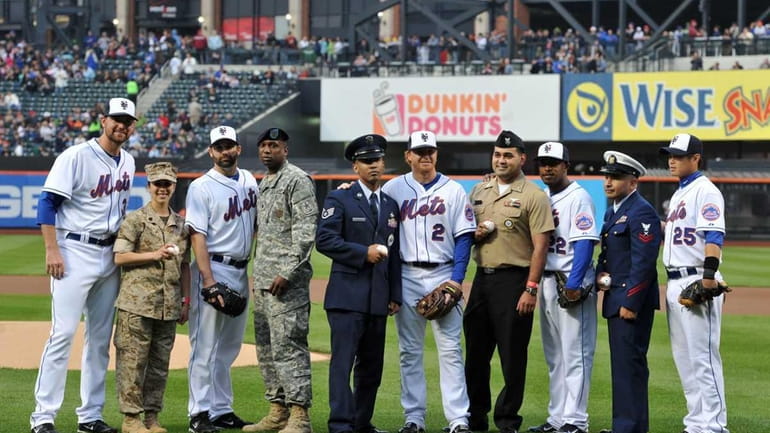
left=465, top=203, right=474, bottom=221
left=90, top=172, right=131, bottom=198
left=701, top=203, right=721, bottom=221
left=223, top=188, right=258, bottom=222
left=575, top=212, right=594, bottom=231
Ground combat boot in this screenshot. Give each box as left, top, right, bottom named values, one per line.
left=277, top=405, right=311, bottom=433
left=121, top=414, right=150, bottom=433
left=143, top=412, right=167, bottom=433
left=242, top=402, right=289, bottom=432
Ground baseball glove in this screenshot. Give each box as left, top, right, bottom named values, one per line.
left=678, top=279, right=731, bottom=308
left=555, top=271, right=593, bottom=309
left=201, top=282, right=247, bottom=317
left=416, top=280, right=463, bottom=320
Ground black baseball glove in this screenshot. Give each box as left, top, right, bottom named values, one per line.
left=555, top=271, right=592, bottom=309
left=678, top=279, right=730, bottom=308
left=416, top=280, right=463, bottom=320
left=201, top=282, right=247, bottom=317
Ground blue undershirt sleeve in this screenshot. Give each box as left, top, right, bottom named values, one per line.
left=450, top=232, right=474, bottom=284
left=36, top=191, right=66, bottom=225
left=565, top=239, right=595, bottom=289
left=704, top=231, right=724, bottom=247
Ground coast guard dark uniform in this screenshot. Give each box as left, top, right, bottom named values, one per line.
left=316, top=134, right=402, bottom=433
left=596, top=151, right=661, bottom=433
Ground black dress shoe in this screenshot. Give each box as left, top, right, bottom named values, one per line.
left=212, top=412, right=251, bottom=429
left=31, top=424, right=59, bottom=433
left=77, top=420, right=118, bottom=433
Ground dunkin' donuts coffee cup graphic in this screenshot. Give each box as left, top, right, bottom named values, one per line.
left=373, top=82, right=403, bottom=136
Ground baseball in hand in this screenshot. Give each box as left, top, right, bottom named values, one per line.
left=482, top=220, right=496, bottom=232
left=599, top=275, right=611, bottom=287
left=166, top=244, right=180, bottom=256
left=376, top=244, right=388, bottom=256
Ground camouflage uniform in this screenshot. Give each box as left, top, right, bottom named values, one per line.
left=253, top=160, right=318, bottom=407
left=113, top=202, right=190, bottom=415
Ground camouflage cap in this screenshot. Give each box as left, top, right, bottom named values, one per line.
left=145, top=162, right=178, bottom=183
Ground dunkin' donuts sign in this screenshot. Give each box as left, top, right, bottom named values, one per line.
left=321, top=76, right=560, bottom=142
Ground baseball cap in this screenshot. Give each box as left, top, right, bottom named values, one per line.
left=659, top=133, right=703, bottom=156
left=495, top=130, right=526, bottom=152
left=257, top=127, right=289, bottom=144
left=408, top=130, right=437, bottom=150
left=106, top=97, right=137, bottom=120
left=145, top=162, right=178, bottom=183
left=535, top=141, right=569, bottom=162
left=210, top=125, right=239, bottom=146
left=345, top=134, right=387, bottom=162
left=600, top=151, right=647, bottom=178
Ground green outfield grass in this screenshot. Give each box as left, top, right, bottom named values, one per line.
left=1, top=294, right=769, bottom=433
left=1, top=234, right=768, bottom=287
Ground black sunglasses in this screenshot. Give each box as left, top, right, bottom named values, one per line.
left=151, top=180, right=174, bottom=188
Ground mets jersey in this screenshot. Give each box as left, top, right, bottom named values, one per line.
left=382, top=173, right=476, bottom=263
left=663, top=175, right=725, bottom=268
left=42, top=139, right=135, bottom=236
left=185, top=168, right=258, bottom=260
left=544, top=182, right=600, bottom=273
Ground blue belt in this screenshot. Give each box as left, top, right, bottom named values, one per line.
left=65, top=233, right=116, bottom=247
left=666, top=267, right=698, bottom=280
left=211, top=254, right=249, bottom=269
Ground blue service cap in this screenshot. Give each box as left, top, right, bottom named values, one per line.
left=345, top=134, right=387, bottom=162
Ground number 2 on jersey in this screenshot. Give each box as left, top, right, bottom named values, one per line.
left=432, top=223, right=445, bottom=241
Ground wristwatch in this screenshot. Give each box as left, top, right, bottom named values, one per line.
left=525, top=281, right=539, bottom=296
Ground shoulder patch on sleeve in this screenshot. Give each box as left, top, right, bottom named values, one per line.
left=575, top=212, right=594, bottom=231
left=701, top=203, right=720, bottom=221
left=465, top=203, right=474, bottom=221
left=321, top=207, right=335, bottom=219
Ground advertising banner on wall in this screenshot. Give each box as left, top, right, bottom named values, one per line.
left=321, top=75, right=561, bottom=142
left=562, top=70, right=770, bottom=141
left=0, top=174, right=149, bottom=228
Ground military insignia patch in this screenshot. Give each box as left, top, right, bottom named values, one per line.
left=387, top=233, right=395, bottom=246
left=616, top=215, right=628, bottom=224
left=269, top=128, right=279, bottom=139
left=321, top=207, right=335, bottom=219
left=388, top=212, right=397, bottom=228
left=638, top=222, right=654, bottom=243
left=504, top=219, right=514, bottom=229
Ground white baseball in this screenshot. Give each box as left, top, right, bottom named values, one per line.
left=376, top=244, right=388, bottom=256
left=599, top=275, right=612, bottom=287
left=166, top=244, right=180, bottom=256
left=482, top=220, right=496, bottom=232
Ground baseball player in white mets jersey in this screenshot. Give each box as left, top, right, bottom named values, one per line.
left=31, top=98, right=137, bottom=433
left=530, top=142, right=599, bottom=433
left=660, top=133, right=728, bottom=433
left=185, top=126, right=258, bottom=433
left=381, top=131, right=476, bottom=433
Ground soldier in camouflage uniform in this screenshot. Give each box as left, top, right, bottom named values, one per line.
left=113, top=162, right=191, bottom=433
left=244, top=128, right=318, bottom=433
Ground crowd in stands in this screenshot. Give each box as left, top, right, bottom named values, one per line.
left=3, top=15, right=770, bottom=157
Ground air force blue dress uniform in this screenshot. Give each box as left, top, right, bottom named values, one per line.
left=596, top=152, right=662, bottom=433
left=316, top=135, right=402, bottom=433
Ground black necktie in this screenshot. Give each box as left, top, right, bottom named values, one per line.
left=369, top=193, right=379, bottom=224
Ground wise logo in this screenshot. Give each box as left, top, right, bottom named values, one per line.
left=612, top=70, right=770, bottom=140
left=561, top=74, right=612, bottom=141
left=371, top=81, right=505, bottom=138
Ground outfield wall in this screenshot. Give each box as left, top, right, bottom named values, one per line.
left=2, top=171, right=769, bottom=240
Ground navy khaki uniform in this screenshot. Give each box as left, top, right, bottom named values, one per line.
left=316, top=134, right=402, bottom=433
left=596, top=152, right=661, bottom=433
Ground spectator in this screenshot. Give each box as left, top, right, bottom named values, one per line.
left=4, top=91, right=20, bottom=110
left=708, top=62, right=720, bottom=70
left=731, top=60, right=744, bottom=70
left=690, top=51, right=703, bottom=70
